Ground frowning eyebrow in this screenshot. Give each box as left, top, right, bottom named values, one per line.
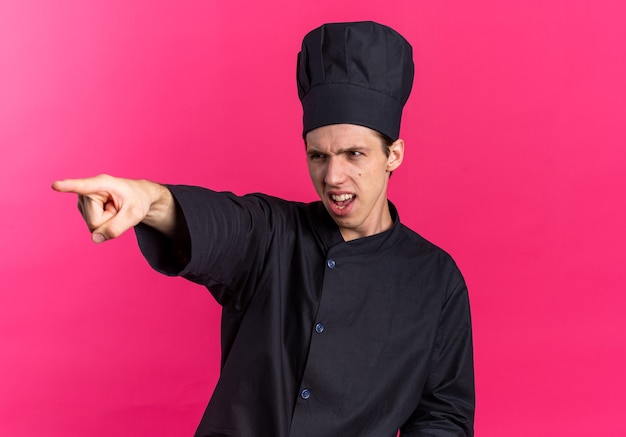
left=306, top=145, right=369, bottom=156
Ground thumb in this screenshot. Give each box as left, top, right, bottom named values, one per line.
left=90, top=197, right=146, bottom=244
left=90, top=201, right=119, bottom=244
left=91, top=232, right=107, bottom=244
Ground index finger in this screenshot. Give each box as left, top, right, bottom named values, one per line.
left=51, top=175, right=112, bottom=195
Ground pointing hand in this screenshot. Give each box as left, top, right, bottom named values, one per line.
left=52, top=174, right=175, bottom=243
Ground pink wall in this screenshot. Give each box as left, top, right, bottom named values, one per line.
left=1, top=1, right=625, bottom=435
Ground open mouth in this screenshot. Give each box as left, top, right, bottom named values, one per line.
left=330, top=193, right=355, bottom=210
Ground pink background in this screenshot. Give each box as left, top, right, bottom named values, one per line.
left=1, top=1, right=625, bottom=435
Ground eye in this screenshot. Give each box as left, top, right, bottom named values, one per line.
left=348, top=150, right=363, bottom=158
left=308, top=153, right=326, bottom=161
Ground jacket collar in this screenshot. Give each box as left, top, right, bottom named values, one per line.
left=308, top=200, right=402, bottom=255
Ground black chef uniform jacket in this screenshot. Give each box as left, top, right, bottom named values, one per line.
left=135, top=186, right=475, bottom=437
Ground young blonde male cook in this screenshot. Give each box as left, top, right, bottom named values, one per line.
left=54, top=21, right=475, bottom=437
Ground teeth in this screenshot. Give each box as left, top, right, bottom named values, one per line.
left=331, top=194, right=354, bottom=202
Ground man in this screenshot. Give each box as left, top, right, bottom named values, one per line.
left=53, top=21, right=474, bottom=436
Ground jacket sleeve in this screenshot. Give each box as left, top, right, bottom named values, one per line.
left=400, top=270, right=475, bottom=437
left=134, top=185, right=273, bottom=311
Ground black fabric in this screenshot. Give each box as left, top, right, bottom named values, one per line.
left=135, top=186, right=474, bottom=437
left=297, top=21, right=414, bottom=140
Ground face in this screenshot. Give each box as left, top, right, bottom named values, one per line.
left=305, top=124, right=404, bottom=241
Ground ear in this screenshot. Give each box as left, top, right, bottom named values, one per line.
left=386, top=139, right=404, bottom=172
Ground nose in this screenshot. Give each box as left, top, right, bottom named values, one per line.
left=324, top=156, right=347, bottom=186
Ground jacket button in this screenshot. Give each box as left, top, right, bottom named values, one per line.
left=301, top=389, right=311, bottom=400
left=315, top=323, right=324, bottom=333
left=326, top=259, right=336, bottom=269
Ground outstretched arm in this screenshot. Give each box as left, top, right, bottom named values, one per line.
left=52, top=174, right=178, bottom=243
